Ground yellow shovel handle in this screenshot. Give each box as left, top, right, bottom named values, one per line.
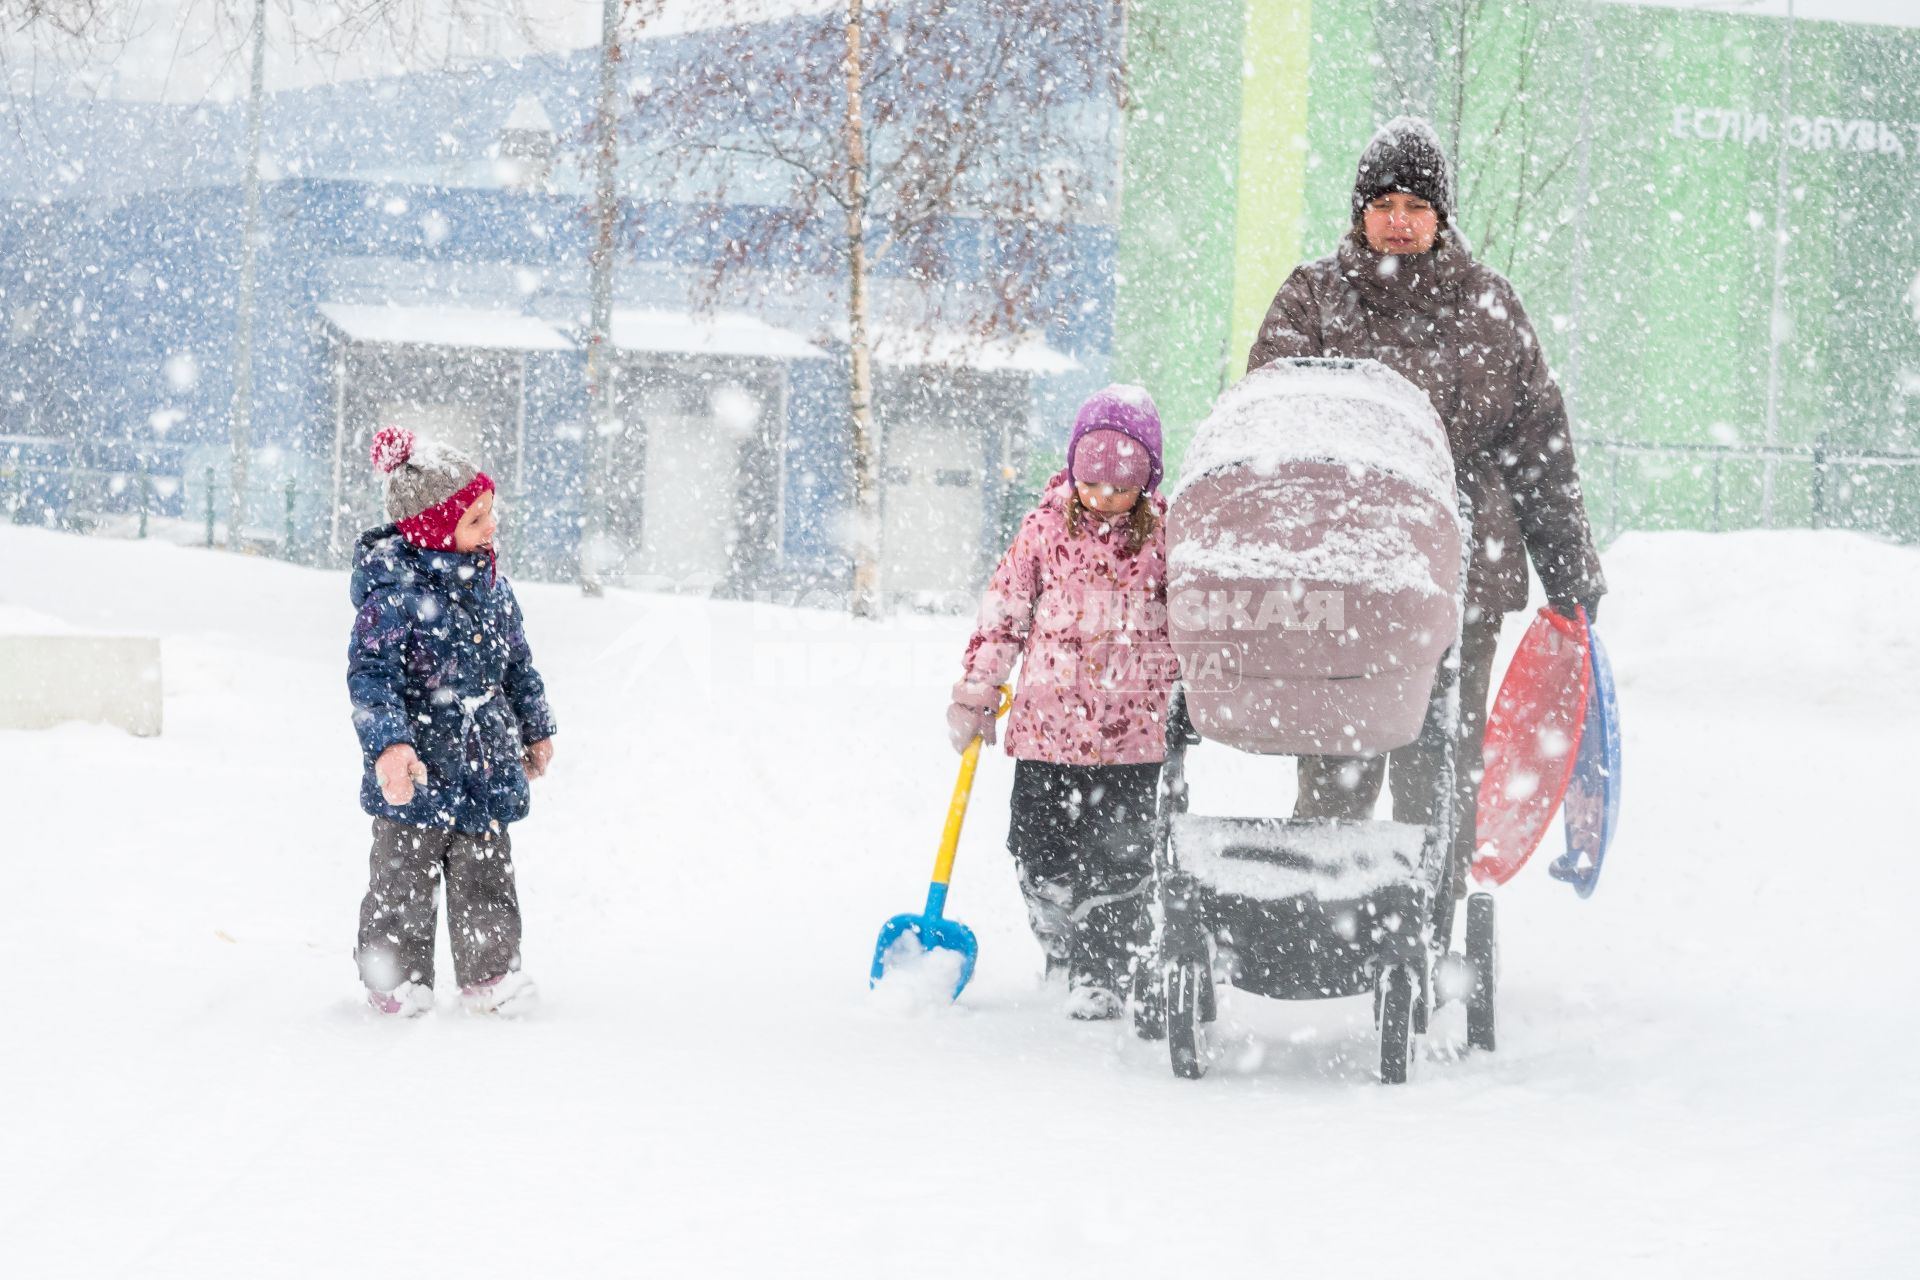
left=930, top=685, right=1012, bottom=887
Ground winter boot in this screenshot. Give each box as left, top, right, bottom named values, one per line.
left=1041, top=953, right=1071, bottom=991
left=1015, top=865, right=1076, bottom=978
left=367, top=980, right=434, bottom=1018
left=1068, top=873, right=1152, bottom=1007
left=1063, top=969, right=1123, bottom=1020
left=460, top=969, right=537, bottom=1017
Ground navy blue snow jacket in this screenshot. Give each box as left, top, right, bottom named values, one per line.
left=347, top=526, right=557, bottom=833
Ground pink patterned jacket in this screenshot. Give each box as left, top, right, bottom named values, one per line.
left=958, top=472, right=1176, bottom=766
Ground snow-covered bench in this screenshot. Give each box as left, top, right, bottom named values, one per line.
left=0, top=635, right=163, bottom=737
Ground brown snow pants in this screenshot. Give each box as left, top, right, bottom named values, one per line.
left=355, top=818, right=521, bottom=992
left=1294, top=612, right=1503, bottom=891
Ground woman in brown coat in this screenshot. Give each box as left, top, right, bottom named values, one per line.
left=1247, top=116, right=1606, bottom=891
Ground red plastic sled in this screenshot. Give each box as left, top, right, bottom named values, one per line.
left=1471, top=608, right=1592, bottom=887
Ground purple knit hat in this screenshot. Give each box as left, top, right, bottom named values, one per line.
left=1067, top=384, right=1164, bottom=493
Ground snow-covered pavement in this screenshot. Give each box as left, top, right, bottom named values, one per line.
left=2, top=524, right=1915, bottom=1277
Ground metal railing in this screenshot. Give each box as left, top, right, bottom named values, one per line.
left=12, top=437, right=1917, bottom=574
left=1583, top=438, right=1920, bottom=543
left=1, top=451, right=570, bottom=580
left=2, top=458, right=308, bottom=556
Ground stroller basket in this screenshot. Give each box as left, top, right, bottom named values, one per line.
left=1170, top=814, right=1427, bottom=904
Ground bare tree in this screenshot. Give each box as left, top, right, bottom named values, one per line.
left=623, top=0, right=1120, bottom=617
left=3, top=0, right=558, bottom=548
left=1372, top=0, right=1581, bottom=274
left=1, top=1, right=549, bottom=94
left=0, top=0, right=101, bottom=36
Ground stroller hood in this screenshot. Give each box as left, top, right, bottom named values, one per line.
left=1168, top=358, right=1464, bottom=755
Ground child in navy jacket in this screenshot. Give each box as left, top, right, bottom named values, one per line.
left=347, top=427, right=556, bottom=1017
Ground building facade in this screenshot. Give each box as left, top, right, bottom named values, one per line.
left=0, top=8, right=1112, bottom=604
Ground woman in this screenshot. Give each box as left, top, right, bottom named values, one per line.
left=1246, top=116, right=1606, bottom=891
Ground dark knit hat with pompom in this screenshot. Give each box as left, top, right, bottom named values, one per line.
left=1351, top=115, right=1455, bottom=226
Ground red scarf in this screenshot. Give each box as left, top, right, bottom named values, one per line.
left=396, top=473, right=498, bottom=583
left=395, top=472, right=494, bottom=551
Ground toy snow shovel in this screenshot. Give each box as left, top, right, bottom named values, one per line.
left=869, top=685, right=1011, bottom=1000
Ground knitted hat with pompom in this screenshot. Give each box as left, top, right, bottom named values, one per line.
left=1351, top=115, right=1455, bottom=227
left=370, top=426, right=494, bottom=550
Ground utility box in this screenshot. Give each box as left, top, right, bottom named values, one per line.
left=0, top=636, right=163, bottom=737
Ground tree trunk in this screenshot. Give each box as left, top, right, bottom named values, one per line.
left=1449, top=0, right=1468, bottom=180
left=580, top=0, right=623, bottom=596
left=227, top=0, right=267, bottom=549
left=844, top=0, right=882, bottom=618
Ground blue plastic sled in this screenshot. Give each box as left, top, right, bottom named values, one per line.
left=1551, top=615, right=1620, bottom=898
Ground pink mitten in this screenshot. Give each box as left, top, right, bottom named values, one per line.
left=946, top=700, right=997, bottom=753
left=948, top=680, right=1003, bottom=753
left=375, top=742, right=428, bottom=806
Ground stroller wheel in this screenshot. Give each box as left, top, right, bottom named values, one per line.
left=1376, top=963, right=1417, bottom=1085
left=1167, top=953, right=1211, bottom=1080
left=1466, top=892, right=1497, bottom=1052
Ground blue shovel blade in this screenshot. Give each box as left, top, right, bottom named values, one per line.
left=870, top=912, right=978, bottom=1000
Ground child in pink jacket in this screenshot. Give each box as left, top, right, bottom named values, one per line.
left=949, top=385, right=1176, bottom=1019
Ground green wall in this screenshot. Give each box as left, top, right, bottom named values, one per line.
left=1115, top=0, right=1920, bottom=539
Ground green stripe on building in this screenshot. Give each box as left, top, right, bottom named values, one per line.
left=1229, top=1, right=1313, bottom=367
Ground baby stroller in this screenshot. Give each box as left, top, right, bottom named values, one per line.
left=1135, top=357, right=1495, bottom=1083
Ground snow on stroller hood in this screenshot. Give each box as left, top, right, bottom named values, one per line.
left=1170, top=359, right=1458, bottom=597
left=1175, top=359, right=1454, bottom=505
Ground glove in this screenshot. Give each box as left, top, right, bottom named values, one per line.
left=1550, top=596, right=1600, bottom=625
left=522, top=738, right=554, bottom=780
left=375, top=743, right=428, bottom=806
left=947, top=701, right=998, bottom=753
left=947, top=679, right=1002, bottom=754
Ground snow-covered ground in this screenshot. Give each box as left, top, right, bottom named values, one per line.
left=1, top=524, right=1915, bottom=1276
